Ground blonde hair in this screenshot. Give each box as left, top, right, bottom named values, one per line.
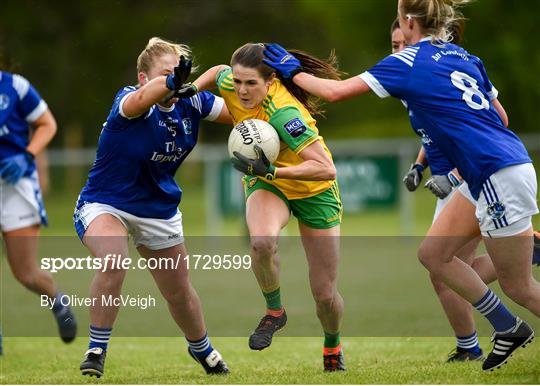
left=136, top=37, right=195, bottom=74
left=399, top=0, right=472, bottom=43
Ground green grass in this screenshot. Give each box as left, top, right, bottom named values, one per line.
left=1, top=337, right=540, bottom=384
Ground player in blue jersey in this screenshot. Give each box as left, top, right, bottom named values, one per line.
left=263, top=0, right=539, bottom=371
left=74, top=37, right=231, bottom=378
left=0, top=65, right=77, bottom=352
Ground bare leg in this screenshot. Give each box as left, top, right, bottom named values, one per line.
left=299, top=223, right=343, bottom=334
left=137, top=243, right=206, bottom=340
left=82, top=214, right=130, bottom=328
left=245, top=189, right=289, bottom=294
left=484, top=227, right=540, bottom=316
left=429, top=237, right=480, bottom=338
left=4, top=225, right=56, bottom=297
left=418, top=190, right=489, bottom=304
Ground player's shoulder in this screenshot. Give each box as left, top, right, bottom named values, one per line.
left=216, top=66, right=233, bottom=91
left=0, top=72, right=31, bottom=98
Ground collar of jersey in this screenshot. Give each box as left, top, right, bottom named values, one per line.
left=157, top=103, right=175, bottom=112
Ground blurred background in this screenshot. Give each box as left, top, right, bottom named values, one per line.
left=1, top=0, right=538, bottom=236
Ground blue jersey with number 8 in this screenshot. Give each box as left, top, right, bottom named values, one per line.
left=360, top=38, right=531, bottom=200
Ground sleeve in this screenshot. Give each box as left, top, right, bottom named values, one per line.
left=358, top=54, right=413, bottom=99
left=106, top=86, right=139, bottom=131
left=268, top=106, right=318, bottom=153
left=476, top=57, right=498, bottom=101
left=12, top=74, right=48, bottom=123
left=186, top=91, right=224, bottom=121
left=216, top=66, right=234, bottom=94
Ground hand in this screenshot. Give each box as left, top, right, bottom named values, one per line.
left=402, top=163, right=424, bottom=192
left=173, top=83, right=198, bottom=99
left=0, top=152, right=34, bottom=185
left=424, top=171, right=461, bottom=199
left=165, top=55, right=192, bottom=91
left=231, top=145, right=277, bottom=180
left=263, top=43, right=303, bottom=79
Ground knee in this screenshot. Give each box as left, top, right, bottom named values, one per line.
left=417, top=244, right=436, bottom=271
left=251, top=237, right=278, bottom=259
left=499, top=280, right=531, bottom=307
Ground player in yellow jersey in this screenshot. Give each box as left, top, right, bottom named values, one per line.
left=182, top=43, right=345, bottom=371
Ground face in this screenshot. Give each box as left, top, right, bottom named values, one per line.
left=232, top=64, right=274, bottom=109
left=138, top=53, right=179, bottom=106
left=391, top=28, right=407, bottom=53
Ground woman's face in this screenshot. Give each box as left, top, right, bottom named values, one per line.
left=139, top=53, right=179, bottom=106
left=391, top=28, right=407, bottom=53
left=232, top=64, right=274, bottom=109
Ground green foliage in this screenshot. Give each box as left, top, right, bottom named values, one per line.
left=1, top=0, right=538, bottom=147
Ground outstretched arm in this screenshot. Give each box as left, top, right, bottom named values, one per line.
left=263, top=43, right=371, bottom=102
left=192, top=65, right=228, bottom=92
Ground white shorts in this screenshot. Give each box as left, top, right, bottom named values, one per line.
left=0, top=171, right=47, bottom=232
left=458, top=163, right=538, bottom=238
left=432, top=188, right=456, bottom=223
left=74, top=202, right=184, bottom=250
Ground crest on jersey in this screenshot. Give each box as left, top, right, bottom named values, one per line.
left=416, top=128, right=433, bottom=146
left=487, top=201, right=506, bottom=220
left=0, top=94, right=9, bottom=110
left=182, top=118, right=192, bottom=135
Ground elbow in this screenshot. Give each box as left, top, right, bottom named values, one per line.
left=324, top=88, right=343, bottom=103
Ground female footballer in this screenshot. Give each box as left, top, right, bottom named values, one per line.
left=264, top=0, right=539, bottom=371
left=74, top=37, right=231, bottom=377
left=183, top=43, right=345, bottom=372
left=0, top=67, right=77, bottom=348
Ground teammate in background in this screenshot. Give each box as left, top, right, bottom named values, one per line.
left=73, top=37, right=231, bottom=378
left=0, top=66, right=77, bottom=353
left=264, top=0, right=539, bottom=371
left=394, top=19, right=540, bottom=362
left=182, top=43, right=345, bottom=371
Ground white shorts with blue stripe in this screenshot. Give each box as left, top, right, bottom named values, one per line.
left=0, top=170, right=47, bottom=232
left=458, top=163, right=538, bottom=238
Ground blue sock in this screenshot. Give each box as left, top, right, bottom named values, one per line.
left=186, top=332, right=213, bottom=359
left=474, top=289, right=516, bottom=332
left=456, top=331, right=481, bottom=354
left=89, top=325, right=112, bottom=351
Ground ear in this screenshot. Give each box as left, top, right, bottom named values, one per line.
left=406, top=15, right=414, bottom=30
left=138, top=72, right=148, bottom=85
left=266, top=72, right=276, bottom=87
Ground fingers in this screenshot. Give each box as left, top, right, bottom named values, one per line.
left=230, top=157, right=247, bottom=173
left=232, top=151, right=251, bottom=164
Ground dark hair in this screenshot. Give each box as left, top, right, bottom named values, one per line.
left=0, top=48, right=16, bottom=72
left=230, top=43, right=342, bottom=116
left=390, top=18, right=400, bottom=37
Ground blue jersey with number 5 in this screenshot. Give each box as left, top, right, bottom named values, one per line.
left=360, top=38, right=531, bottom=200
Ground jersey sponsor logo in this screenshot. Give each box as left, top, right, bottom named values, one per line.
left=0, top=94, right=9, bottom=110
left=182, top=118, right=192, bottom=135
left=284, top=118, right=306, bottom=138
left=487, top=201, right=506, bottom=220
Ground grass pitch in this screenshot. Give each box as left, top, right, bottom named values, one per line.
left=1, top=336, right=540, bottom=384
